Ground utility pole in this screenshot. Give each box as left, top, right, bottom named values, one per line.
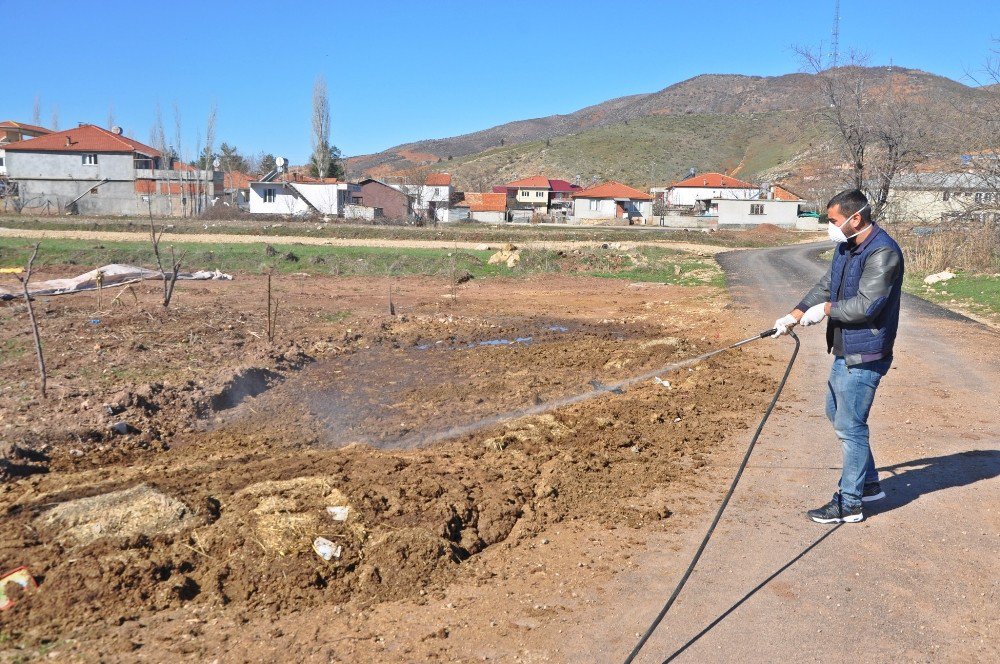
left=831, top=0, right=840, bottom=69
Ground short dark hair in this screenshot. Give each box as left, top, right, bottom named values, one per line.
left=827, top=189, right=871, bottom=224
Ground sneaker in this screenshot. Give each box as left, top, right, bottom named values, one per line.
left=807, top=493, right=864, bottom=524
left=862, top=481, right=885, bottom=502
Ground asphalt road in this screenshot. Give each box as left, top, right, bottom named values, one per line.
left=566, top=241, right=999, bottom=662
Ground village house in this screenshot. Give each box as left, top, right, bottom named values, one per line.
left=495, top=176, right=581, bottom=218
left=455, top=192, right=507, bottom=223
left=652, top=172, right=758, bottom=209
left=358, top=177, right=412, bottom=219
left=887, top=171, right=1000, bottom=224
left=389, top=173, right=453, bottom=222
left=709, top=183, right=804, bottom=227
left=248, top=172, right=361, bottom=216
left=0, top=120, right=52, bottom=175
left=572, top=181, right=653, bottom=222
left=2, top=123, right=221, bottom=216
left=223, top=171, right=253, bottom=209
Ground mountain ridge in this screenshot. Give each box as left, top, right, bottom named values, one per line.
left=345, top=66, right=985, bottom=189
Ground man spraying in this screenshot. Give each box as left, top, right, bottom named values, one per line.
left=773, top=189, right=904, bottom=523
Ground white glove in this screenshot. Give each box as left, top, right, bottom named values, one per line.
left=772, top=314, right=797, bottom=338
left=799, top=303, right=828, bottom=327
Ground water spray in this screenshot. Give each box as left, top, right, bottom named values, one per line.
left=398, top=327, right=784, bottom=448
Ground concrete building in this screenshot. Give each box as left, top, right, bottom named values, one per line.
left=248, top=174, right=361, bottom=216
left=0, top=120, right=52, bottom=175
left=3, top=123, right=221, bottom=216
left=652, top=172, right=758, bottom=208
left=887, top=171, right=999, bottom=224
left=455, top=192, right=507, bottom=223
left=714, top=198, right=803, bottom=227
left=390, top=173, right=453, bottom=222
left=572, top=181, right=653, bottom=222
left=358, top=178, right=412, bottom=219
left=497, top=176, right=581, bottom=217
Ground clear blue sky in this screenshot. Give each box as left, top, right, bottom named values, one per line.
left=5, top=0, right=999, bottom=164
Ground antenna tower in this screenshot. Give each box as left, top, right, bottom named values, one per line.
left=831, top=0, right=840, bottom=69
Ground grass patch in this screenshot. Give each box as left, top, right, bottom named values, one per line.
left=317, top=310, right=352, bottom=323
left=0, top=238, right=722, bottom=286
left=904, top=271, right=1000, bottom=323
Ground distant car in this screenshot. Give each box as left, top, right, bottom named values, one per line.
left=798, top=211, right=820, bottom=218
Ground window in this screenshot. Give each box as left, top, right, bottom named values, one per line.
left=536, top=191, right=544, bottom=198
left=589, top=199, right=598, bottom=211
left=264, top=188, right=276, bottom=203
left=942, top=190, right=950, bottom=201
left=750, top=203, right=765, bottom=215
left=82, top=153, right=98, bottom=165
left=975, top=192, right=983, bottom=203
left=0, top=156, right=4, bottom=167
left=986, top=193, right=994, bottom=203
left=90, top=187, right=99, bottom=195
left=434, top=187, right=440, bottom=196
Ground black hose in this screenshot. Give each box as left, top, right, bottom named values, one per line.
left=623, top=329, right=800, bottom=664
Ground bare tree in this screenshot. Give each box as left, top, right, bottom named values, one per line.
left=18, top=243, right=46, bottom=398
left=311, top=75, right=332, bottom=180
left=32, top=96, right=41, bottom=126
left=50, top=104, right=59, bottom=131
left=150, top=103, right=167, bottom=154
left=147, top=203, right=183, bottom=308
left=107, top=104, right=116, bottom=129
left=795, top=48, right=927, bottom=218
left=202, top=103, right=218, bottom=213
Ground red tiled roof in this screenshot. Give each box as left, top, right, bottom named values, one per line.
left=547, top=179, right=581, bottom=192
left=572, top=181, right=652, bottom=200
left=771, top=184, right=803, bottom=201
left=492, top=185, right=510, bottom=193
left=670, top=172, right=754, bottom=189
left=0, top=120, right=52, bottom=135
left=3, top=124, right=161, bottom=157
left=224, top=171, right=254, bottom=189
left=425, top=173, right=452, bottom=186
left=458, top=192, right=507, bottom=212
left=507, top=175, right=550, bottom=188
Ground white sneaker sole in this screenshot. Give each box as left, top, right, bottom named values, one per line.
left=809, top=512, right=864, bottom=524
left=862, top=490, right=885, bottom=502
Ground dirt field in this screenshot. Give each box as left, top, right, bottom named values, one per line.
left=0, top=270, right=783, bottom=660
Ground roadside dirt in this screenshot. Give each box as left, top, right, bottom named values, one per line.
left=0, top=271, right=782, bottom=660
left=0, top=226, right=743, bottom=255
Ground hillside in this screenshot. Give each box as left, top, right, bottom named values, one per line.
left=344, top=66, right=984, bottom=187
left=438, top=110, right=827, bottom=193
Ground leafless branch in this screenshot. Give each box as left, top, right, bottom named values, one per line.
left=19, top=243, right=46, bottom=398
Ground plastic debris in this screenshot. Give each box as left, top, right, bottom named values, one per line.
left=326, top=506, right=350, bottom=521
left=923, top=270, right=956, bottom=285
left=0, top=567, right=38, bottom=611
left=313, top=537, right=342, bottom=561
left=654, top=377, right=672, bottom=389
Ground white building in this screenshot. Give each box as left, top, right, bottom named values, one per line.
left=714, top=198, right=802, bottom=227
left=887, top=171, right=998, bottom=224
left=249, top=177, right=360, bottom=216
left=389, top=172, right=453, bottom=222
left=653, top=172, right=759, bottom=208
left=572, top=181, right=653, bottom=222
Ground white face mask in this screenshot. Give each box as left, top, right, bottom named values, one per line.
left=828, top=204, right=869, bottom=243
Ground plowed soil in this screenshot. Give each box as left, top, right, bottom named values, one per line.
left=0, top=272, right=782, bottom=661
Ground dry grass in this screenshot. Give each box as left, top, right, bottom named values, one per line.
left=888, top=221, right=999, bottom=274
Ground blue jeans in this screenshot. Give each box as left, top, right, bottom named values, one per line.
left=825, top=355, right=892, bottom=509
